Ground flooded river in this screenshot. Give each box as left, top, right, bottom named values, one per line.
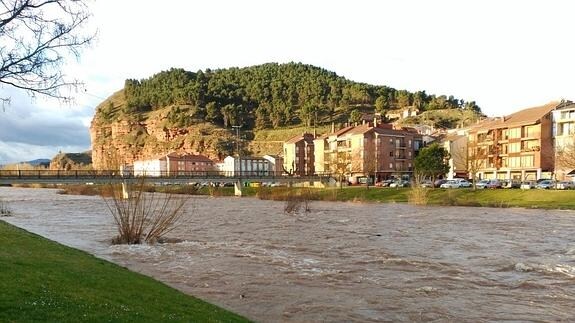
left=2, top=187, right=575, bottom=322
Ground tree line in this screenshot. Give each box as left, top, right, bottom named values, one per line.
left=100, top=63, right=481, bottom=130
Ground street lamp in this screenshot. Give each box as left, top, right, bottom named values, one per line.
left=232, top=125, right=241, bottom=177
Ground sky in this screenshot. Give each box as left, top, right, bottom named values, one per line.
left=2, top=0, right=575, bottom=163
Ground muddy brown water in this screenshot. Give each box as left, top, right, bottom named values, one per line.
left=2, top=187, right=575, bottom=322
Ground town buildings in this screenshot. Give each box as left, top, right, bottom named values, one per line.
left=552, top=101, right=575, bottom=180
left=283, top=133, right=315, bottom=176
left=313, top=122, right=423, bottom=183
left=465, top=102, right=559, bottom=181
left=221, top=156, right=272, bottom=176
left=133, top=153, right=214, bottom=176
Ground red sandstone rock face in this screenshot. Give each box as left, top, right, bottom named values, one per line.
left=90, top=97, right=283, bottom=170
left=90, top=115, right=242, bottom=170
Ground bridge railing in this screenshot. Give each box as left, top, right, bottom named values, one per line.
left=0, top=169, right=333, bottom=181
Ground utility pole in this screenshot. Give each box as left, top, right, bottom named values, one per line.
left=232, top=125, right=243, bottom=196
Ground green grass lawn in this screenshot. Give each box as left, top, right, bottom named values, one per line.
left=0, top=221, right=249, bottom=323
left=253, top=186, right=575, bottom=209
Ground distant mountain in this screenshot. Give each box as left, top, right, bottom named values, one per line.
left=25, top=159, right=50, bottom=166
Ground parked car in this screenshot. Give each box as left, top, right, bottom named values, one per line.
left=536, top=180, right=556, bottom=189
left=389, top=180, right=410, bottom=188
left=375, top=179, right=395, bottom=187
left=556, top=181, right=574, bottom=190
left=475, top=179, right=490, bottom=189
left=502, top=179, right=521, bottom=189
left=485, top=179, right=503, bottom=189
left=420, top=180, right=433, bottom=188
left=520, top=181, right=536, bottom=190
left=440, top=179, right=471, bottom=188
left=455, top=178, right=472, bottom=188
left=433, top=179, right=448, bottom=188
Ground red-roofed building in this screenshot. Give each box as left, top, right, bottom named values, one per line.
left=467, top=101, right=559, bottom=181
left=283, top=133, right=315, bottom=175
left=133, top=153, right=214, bottom=176
left=313, top=122, right=423, bottom=182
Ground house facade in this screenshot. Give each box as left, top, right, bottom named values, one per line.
left=263, top=155, right=284, bottom=175
left=552, top=100, right=575, bottom=180
left=222, top=156, right=271, bottom=176
left=133, top=153, right=214, bottom=176
left=467, top=102, right=558, bottom=181
left=441, top=131, right=469, bottom=179
left=314, top=123, right=423, bottom=183
left=283, top=133, right=315, bottom=176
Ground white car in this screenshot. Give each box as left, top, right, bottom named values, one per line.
left=441, top=180, right=459, bottom=188
left=520, top=181, right=536, bottom=190
left=556, top=181, right=574, bottom=190
left=475, top=179, right=490, bottom=189
left=440, top=179, right=471, bottom=189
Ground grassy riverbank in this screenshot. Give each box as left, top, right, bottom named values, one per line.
left=0, top=221, right=249, bottom=322
left=254, top=186, right=575, bottom=209
left=50, top=183, right=575, bottom=209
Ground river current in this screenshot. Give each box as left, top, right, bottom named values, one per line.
left=2, top=187, right=575, bottom=322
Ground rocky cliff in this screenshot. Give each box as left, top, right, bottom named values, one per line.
left=90, top=92, right=282, bottom=169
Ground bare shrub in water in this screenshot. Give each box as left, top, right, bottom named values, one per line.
left=0, top=199, right=12, bottom=216
left=103, top=179, right=189, bottom=244
left=284, top=188, right=314, bottom=214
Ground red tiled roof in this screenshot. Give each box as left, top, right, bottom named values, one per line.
left=470, top=101, right=560, bottom=132
left=285, top=133, right=314, bottom=144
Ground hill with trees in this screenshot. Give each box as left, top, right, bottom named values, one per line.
left=91, top=62, right=482, bottom=169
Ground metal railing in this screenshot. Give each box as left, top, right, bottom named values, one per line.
left=0, top=169, right=333, bottom=184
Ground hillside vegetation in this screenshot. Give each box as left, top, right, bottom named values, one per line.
left=95, top=62, right=482, bottom=131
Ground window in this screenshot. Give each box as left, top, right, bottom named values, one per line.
left=522, top=140, right=539, bottom=151
left=389, top=151, right=393, bottom=157
left=523, top=125, right=539, bottom=138
left=509, top=142, right=521, bottom=153
left=389, top=163, right=393, bottom=169
left=521, top=155, right=534, bottom=167
left=508, top=157, right=521, bottom=168
left=508, top=128, right=521, bottom=139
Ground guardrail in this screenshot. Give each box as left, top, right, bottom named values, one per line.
left=0, top=170, right=333, bottom=185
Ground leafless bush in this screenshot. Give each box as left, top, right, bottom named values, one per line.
left=103, top=179, right=189, bottom=244
left=0, top=199, right=12, bottom=216
left=58, top=184, right=100, bottom=196
left=207, top=184, right=223, bottom=197
left=284, top=188, right=314, bottom=214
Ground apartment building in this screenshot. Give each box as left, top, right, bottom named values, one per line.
left=552, top=100, right=575, bottom=180
left=441, top=130, right=469, bottom=179
left=133, top=153, right=214, bottom=176
left=314, top=123, right=423, bottom=183
left=222, top=156, right=271, bottom=176
left=283, top=133, right=315, bottom=176
left=467, top=102, right=558, bottom=181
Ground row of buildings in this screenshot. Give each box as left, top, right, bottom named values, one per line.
left=443, top=100, right=575, bottom=182
left=130, top=100, right=575, bottom=183
left=283, top=100, right=575, bottom=182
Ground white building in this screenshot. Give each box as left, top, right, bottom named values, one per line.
left=552, top=100, right=575, bottom=180
left=222, top=156, right=271, bottom=176
left=133, top=159, right=165, bottom=177
left=133, top=153, right=214, bottom=177
left=263, top=154, right=284, bottom=175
